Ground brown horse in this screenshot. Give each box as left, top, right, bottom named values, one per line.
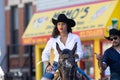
left=41, top=42, right=87, bottom=80
left=56, top=42, right=86, bottom=80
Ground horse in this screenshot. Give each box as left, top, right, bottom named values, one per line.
left=41, top=43, right=87, bottom=80
left=56, top=42, right=87, bottom=80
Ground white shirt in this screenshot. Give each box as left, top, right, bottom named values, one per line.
left=42, top=33, right=83, bottom=62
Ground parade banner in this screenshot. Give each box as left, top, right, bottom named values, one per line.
left=22, top=0, right=118, bottom=45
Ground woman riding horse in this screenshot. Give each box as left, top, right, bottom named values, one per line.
left=41, top=14, right=91, bottom=80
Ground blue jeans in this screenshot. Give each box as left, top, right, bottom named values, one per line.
left=42, top=62, right=91, bottom=80
left=110, top=72, right=120, bottom=80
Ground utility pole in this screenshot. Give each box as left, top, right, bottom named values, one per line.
left=29, top=45, right=33, bottom=80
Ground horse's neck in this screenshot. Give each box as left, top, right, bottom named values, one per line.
left=60, top=70, right=76, bottom=80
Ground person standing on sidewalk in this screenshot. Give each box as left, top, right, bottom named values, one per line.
left=97, top=28, right=120, bottom=80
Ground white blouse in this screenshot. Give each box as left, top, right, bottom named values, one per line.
left=42, top=33, right=83, bottom=62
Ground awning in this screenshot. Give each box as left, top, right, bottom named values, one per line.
left=22, top=0, right=119, bottom=45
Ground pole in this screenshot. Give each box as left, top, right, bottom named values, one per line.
left=29, top=45, right=33, bottom=80
left=7, top=46, right=10, bottom=72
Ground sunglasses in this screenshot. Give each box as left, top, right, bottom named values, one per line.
left=110, top=36, right=118, bottom=41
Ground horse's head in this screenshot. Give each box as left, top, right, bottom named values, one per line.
left=56, top=42, right=77, bottom=80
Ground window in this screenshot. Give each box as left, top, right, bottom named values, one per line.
left=10, top=6, right=19, bottom=54
left=24, top=3, right=33, bottom=54
left=24, top=3, right=33, bottom=28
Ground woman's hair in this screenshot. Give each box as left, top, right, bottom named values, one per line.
left=51, top=24, right=72, bottom=38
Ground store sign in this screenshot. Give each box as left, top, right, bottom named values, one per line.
left=22, top=0, right=118, bottom=44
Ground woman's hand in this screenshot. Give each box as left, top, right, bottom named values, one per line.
left=45, top=61, right=53, bottom=72
left=46, top=65, right=53, bottom=72
left=74, top=54, right=79, bottom=59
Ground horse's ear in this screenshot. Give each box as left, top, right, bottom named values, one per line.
left=56, top=42, right=62, bottom=54
left=71, top=42, right=77, bottom=55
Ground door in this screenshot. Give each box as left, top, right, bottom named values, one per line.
left=80, top=41, right=94, bottom=78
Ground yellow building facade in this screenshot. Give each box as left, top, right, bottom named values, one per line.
left=22, top=0, right=120, bottom=80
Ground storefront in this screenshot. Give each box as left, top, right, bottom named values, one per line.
left=22, top=0, right=120, bottom=80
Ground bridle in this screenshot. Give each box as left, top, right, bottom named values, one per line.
left=58, top=55, right=76, bottom=80
left=56, top=42, right=77, bottom=80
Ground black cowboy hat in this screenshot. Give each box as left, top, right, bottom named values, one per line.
left=105, top=28, right=120, bottom=40
left=52, top=14, right=76, bottom=27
